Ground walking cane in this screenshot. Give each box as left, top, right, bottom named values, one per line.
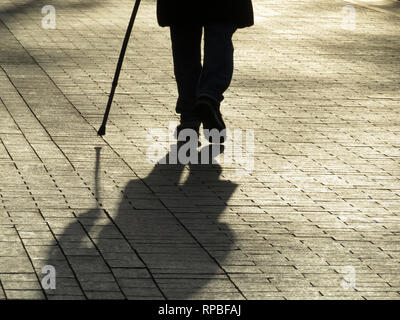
left=98, top=0, right=142, bottom=136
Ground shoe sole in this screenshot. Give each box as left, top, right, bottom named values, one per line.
left=196, top=103, right=226, bottom=143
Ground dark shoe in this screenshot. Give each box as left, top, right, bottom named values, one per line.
left=195, top=97, right=226, bottom=143
left=174, top=117, right=201, bottom=143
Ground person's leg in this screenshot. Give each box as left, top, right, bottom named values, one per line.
left=198, top=24, right=237, bottom=105
left=195, top=24, right=237, bottom=142
left=170, top=25, right=202, bottom=121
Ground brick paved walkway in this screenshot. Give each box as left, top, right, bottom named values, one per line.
left=0, top=0, right=399, bottom=300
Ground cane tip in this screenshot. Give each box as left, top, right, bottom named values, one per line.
left=97, top=126, right=106, bottom=136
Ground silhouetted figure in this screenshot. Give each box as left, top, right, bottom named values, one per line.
left=46, top=145, right=239, bottom=299
left=157, top=0, right=254, bottom=140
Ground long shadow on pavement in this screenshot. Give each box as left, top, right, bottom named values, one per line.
left=45, top=144, right=239, bottom=300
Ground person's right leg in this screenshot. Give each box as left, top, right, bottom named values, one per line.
left=195, top=24, right=237, bottom=142
left=198, top=24, right=237, bottom=105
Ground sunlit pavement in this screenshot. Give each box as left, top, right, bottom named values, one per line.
left=346, top=0, right=400, bottom=16
left=0, top=0, right=399, bottom=299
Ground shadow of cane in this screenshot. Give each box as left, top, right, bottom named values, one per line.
left=45, top=144, right=239, bottom=300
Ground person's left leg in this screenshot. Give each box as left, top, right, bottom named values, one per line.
left=170, top=25, right=203, bottom=141
left=170, top=25, right=202, bottom=122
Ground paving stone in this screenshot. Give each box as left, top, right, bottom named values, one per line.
left=5, top=290, right=45, bottom=300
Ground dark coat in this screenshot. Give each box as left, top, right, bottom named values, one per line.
left=157, top=0, right=254, bottom=28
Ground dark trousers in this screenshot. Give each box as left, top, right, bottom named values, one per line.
left=170, top=24, right=237, bottom=119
